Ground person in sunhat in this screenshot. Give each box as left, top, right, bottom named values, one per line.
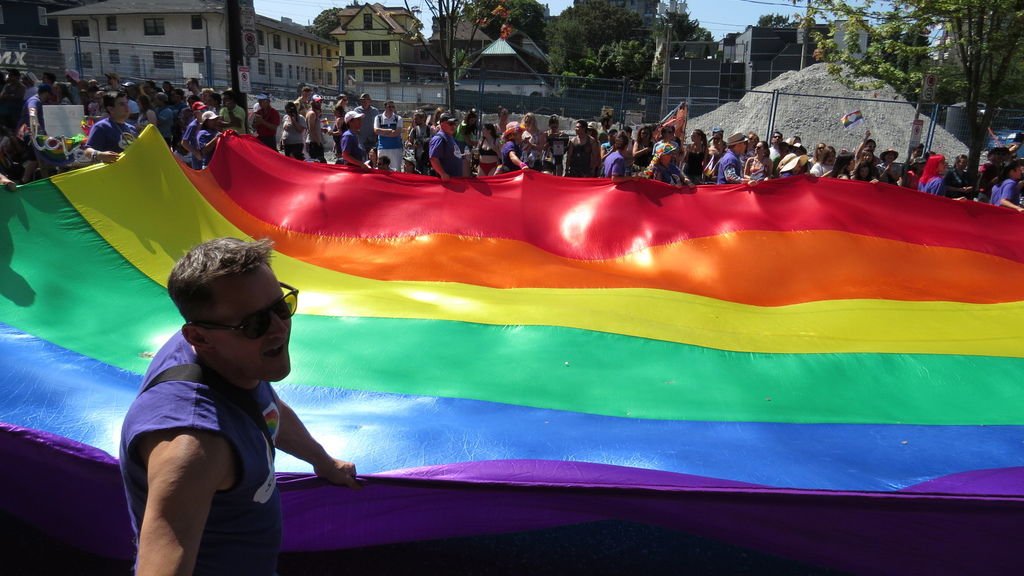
left=716, top=132, right=748, bottom=184
left=877, top=148, right=901, bottom=185
left=777, top=152, right=809, bottom=178
left=196, top=110, right=223, bottom=168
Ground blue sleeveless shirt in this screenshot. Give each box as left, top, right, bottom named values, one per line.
left=119, top=332, right=282, bottom=575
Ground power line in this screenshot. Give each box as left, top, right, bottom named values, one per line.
left=735, top=0, right=803, bottom=7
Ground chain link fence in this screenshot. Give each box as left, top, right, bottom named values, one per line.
left=7, top=33, right=1023, bottom=155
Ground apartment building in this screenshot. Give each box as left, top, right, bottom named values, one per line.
left=50, top=0, right=338, bottom=91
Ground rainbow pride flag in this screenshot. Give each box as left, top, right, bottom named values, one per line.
left=841, top=109, right=864, bottom=128
left=2, top=126, right=1023, bottom=573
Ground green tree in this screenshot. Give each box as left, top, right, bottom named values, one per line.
left=815, top=0, right=1024, bottom=181
left=757, top=13, right=799, bottom=28
left=547, top=0, right=645, bottom=75
left=404, top=0, right=510, bottom=108
left=668, top=11, right=714, bottom=42
left=572, top=39, right=657, bottom=83
left=481, top=0, right=548, bottom=50
left=311, top=7, right=344, bottom=40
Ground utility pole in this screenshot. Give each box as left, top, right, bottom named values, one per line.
left=227, top=0, right=244, bottom=93
left=659, top=1, right=685, bottom=118
left=799, top=0, right=810, bottom=70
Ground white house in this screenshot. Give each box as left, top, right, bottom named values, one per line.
left=50, top=0, right=339, bottom=93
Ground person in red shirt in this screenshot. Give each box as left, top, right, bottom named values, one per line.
left=251, top=94, right=281, bottom=149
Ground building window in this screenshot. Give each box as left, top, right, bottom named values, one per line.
left=303, top=43, right=308, bottom=56
left=109, top=49, right=120, bottom=65
left=191, top=15, right=203, bottom=30
left=106, top=16, right=117, bottom=31
left=144, top=18, right=165, bottom=36
left=288, top=64, right=292, bottom=79
left=71, top=20, right=90, bottom=37
left=193, top=48, right=205, bottom=64
left=273, top=34, right=281, bottom=49
left=363, top=13, right=372, bottom=29
left=345, top=41, right=354, bottom=56
left=274, top=62, right=283, bottom=77
left=287, top=38, right=292, bottom=52
left=363, top=69, right=391, bottom=83
left=362, top=41, right=390, bottom=57
left=37, top=7, right=48, bottom=26
left=153, top=51, right=175, bottom=69
left=81, top=52, right=93, bottom=69
left=257, top=30, right=264, bottom=45
left=326, top=72, right=332, bottom=85
left=0, top=8, right=5, bottom=25
left=258, top=59, right=266, bottom=75
left=317, top=45, right=322, bottom=56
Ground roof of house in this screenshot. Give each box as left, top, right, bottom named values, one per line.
left=50, top=0, right=330, bottom=44
left=330, top=3, right=414, bottom=36
left=25, top=0, right=84, bottom=8
left=50, top=0, right=225, bottom=16
left=256, top=15, right=330, bottom=45
left=506, top=30, right=549, bottom=64
left=428, top=20, right=491, bottom=43
left=480, top=38, right=517, bottom=56
left=468, top=37, right=545, bottom=80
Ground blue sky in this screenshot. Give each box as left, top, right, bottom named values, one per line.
left=252, top=0, right=806, bottom=41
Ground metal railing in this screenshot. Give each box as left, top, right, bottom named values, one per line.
left=6, top=33, right=1022, bottom=155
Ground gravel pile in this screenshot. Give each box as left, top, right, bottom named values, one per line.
left=688, top=64, right=967, bottom=158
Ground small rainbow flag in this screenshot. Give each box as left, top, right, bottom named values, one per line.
left=841, top=109, right=864, bottom=129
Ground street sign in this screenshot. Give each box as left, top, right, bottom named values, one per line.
left=908, top=118, right=924, bottom=151
left=239, top=0, right=258, bottom=60
left=238, top=66, right=251, bottom=93
left=239, top=0, right=257, bottom=31
left=921, top=73, right=938, bottom=104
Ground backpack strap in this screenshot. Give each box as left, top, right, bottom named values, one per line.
left=143, top=363, right=274, bottom=455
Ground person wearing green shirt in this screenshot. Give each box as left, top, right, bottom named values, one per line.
left=454, top=110, right=478, bottom=176
left=219, top=90, right=248, bottom=134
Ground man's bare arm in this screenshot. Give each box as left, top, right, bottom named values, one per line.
left=275, top=399, right=359, bottom=488
left=134, top=429, right=235, bottom=576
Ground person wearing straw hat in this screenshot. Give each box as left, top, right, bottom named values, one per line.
left=716, top=132, right=747, bottom=184
left=877, top=148, right=901, bottom=185
left=777, top=152, right=809, bottom=178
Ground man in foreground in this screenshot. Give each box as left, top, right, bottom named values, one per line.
left=120, top=238, right=359, bottom=575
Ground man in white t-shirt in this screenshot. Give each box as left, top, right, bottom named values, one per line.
left=374, top=100, right=403, bottom=172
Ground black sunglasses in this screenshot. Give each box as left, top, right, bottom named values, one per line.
left=189, top=283, right=299, bottom=339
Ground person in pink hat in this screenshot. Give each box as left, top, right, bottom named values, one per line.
left=499, top=121, right=530, bottom=173
left=64, top=69, right=83, bottom=105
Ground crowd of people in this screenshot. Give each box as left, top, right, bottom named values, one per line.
left=2, top=68, right=1023, bottom=212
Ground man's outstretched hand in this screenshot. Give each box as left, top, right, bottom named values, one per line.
left=315, top=458, right=361, bottom=489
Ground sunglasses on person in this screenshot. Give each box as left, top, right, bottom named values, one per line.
left=189, top=282, right=299, bottom=339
